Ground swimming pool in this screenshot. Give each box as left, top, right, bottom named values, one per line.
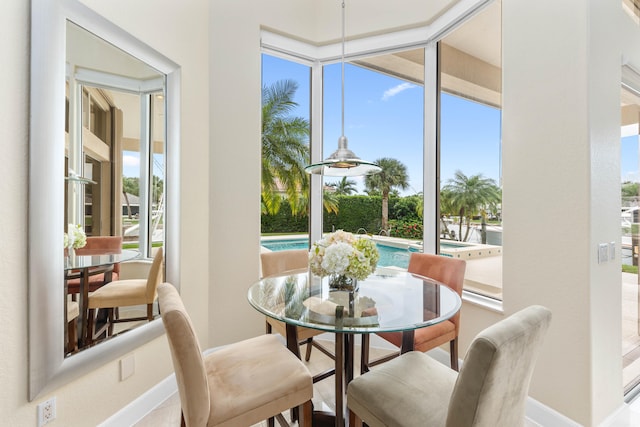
left=261, top=237, right=416, bottom=269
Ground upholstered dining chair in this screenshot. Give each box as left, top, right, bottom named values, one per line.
left=66, top=235, right=123, bottom=297
left=362, top=252, right=466, bottom=372
left=157, top=282, right=313, bottom=427
left=348, top=305, right=552, bottom=427
left=261, top=249, right=334, bottom=362
left=85, top=247, right=163, bottom=345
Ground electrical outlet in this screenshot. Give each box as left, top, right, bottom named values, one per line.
left=37, top=397, right=56, bottom=426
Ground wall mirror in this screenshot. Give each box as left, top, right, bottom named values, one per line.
left=30, top=0, right=180, bottom=400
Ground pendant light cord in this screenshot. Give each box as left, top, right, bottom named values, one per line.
left=341, top=0, right=346, bottom=139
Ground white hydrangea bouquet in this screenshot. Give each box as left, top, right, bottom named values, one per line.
left=309, top=230, right=379, bottom=289
left=64, top=223, right=87, bottom=253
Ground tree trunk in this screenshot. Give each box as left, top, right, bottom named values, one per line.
left=458, top=208, right=464, bottom=241
left=382, top=192, right=389, bottom=233
left=123, top=191, right=132, bottom=219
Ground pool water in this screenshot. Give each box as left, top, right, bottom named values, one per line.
left=261, top=238, right=416, bottom=269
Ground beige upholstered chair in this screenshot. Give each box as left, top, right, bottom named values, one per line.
left=261, top=249, right=334, bottom=362
left=348, top=305, right=552, bottom=427
left=362, top=252, right=466, bottom=371
left=86, top=247, right=163, bottom=345
left=157, top=282, right=313, bottom=427
left=66, top=236, right=123, bottom=296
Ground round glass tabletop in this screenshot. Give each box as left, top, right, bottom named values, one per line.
left=248, top=269, right=461, bottom=334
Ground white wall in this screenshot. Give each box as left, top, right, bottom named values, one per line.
left=0, top=0, right=210, bottom=425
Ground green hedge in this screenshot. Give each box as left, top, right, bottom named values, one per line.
left=262, top=194, right=427, bottom=235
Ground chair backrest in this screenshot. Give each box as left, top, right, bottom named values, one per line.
left=145, top=247, right=164, bottom=304
left=446, top=305, right=552, bottom=427
left=408, top=252, right=466, bottom=333
left=157, top=282, right=210, bottom=426
left=76, top=236, right=123, bottom=273
left=260, top=249, right=308, bottom=278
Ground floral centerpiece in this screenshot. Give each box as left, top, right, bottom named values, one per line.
left=309, top=230, right=379, bottom=291
left=64, top=223, right=87, bottom=256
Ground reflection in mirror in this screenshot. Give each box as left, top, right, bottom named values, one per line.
left=64, top=21, right=166, bottom=356
left=30, top=0, right=180, bottom=400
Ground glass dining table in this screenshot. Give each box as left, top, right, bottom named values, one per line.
left=247, top=268, right=462, bottom=427
left=64, top=249, right=140, bottom=348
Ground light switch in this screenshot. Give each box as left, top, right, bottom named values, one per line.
left=598, top=243, right=608, bottom=263
left=609, top=242, right=616, bottom=260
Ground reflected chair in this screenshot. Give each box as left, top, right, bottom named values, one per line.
left=66, top=236, right=123, bottom=296
left=348, top=305, right=552, bottom=427
left=261, top=249, right=334, bottom=362
left=66, top=300, right=79, bottom=354
left=85, top=247, right=163, bottom=345
left=362, top=252, right=466, bottom=372
left=157, top=283, right=313, bottom=427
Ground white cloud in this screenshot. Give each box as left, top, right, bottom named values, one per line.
left=381, top=82, right=415, bottom=101
left=123, top=154, right=140, bottom=168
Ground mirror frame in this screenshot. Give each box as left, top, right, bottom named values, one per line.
left=29, top=0, right=181, bottom=400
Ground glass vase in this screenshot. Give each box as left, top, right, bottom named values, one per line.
left=328, top=274, right=358, bottom=292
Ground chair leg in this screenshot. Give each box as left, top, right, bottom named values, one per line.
left=107, top=308, right=115, bottom=336
left=86, top=308, right=95, bottom=345
left=266, top=320, right=272, bottom=334
left=304, top=337, right=313, bottom=361
left=349, top=409, right=363, bottom=427
left=267, top=416, right=274, bottom=427
left=299, top=400, right=312, bottom=427
left=450, top=338, right=459, bottom=371
left=67, top=318, right=78, bottom=354
left=147, top=303, right=154, bottom=321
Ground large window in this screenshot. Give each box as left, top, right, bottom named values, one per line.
left=259, top=0, right=502, bottom=300
left=621, top=82, right=640, bottom=392
left=439, top=1, right=503, bottom=300
left=260, top=54, right=311, bottom=247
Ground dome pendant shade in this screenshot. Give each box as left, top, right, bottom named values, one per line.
left=304, top=0, right=381, bottom=177
left=304, top=136, right=381, bottom=176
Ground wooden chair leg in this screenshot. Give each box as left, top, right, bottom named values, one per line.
left=304, top=337, right=313, bottom=361
left=67, top=318, right=78, bottom=353
left=267, top=416, right=274, bottom=427
left=86, top=308, right=95, bottom=345
left=266, top=320, right=272, bottom=334
left=349, top=409, right=363, bottom=427
left=147, top=303, right=154, bottom=321
left=107, top=308, right=115, bottom=336
left=450, top=338, right=459, bottom=371
left=299, top=400, right=312, bottom=427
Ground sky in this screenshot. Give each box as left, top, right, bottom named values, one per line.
left=261, top=54, right=502, bottom=196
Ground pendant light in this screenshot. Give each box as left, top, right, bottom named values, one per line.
left=304, top=0, right=381, bottom=177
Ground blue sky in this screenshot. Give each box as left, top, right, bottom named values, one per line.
left=262, top=54, right=503, bottom=195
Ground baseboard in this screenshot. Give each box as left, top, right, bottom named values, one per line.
left=98, top=374, right=177, bottom=427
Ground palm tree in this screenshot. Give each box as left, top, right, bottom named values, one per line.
left=261, top=79, right=309, bottom=215
left=364, top=157, right=409, bottom=232
left=444, top=170, right=501, bottom=242
left=329, top=177, right=357, bottom=195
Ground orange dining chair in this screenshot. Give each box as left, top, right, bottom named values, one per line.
left=261, top=249, right=335, bottom=362
left=66, top=236, right=123, bottom=296
left=361, top=252, right=466, bottom=372
left=157, top=283, right=313, bottom=426
left=85, top=247, right=163, bottom=345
